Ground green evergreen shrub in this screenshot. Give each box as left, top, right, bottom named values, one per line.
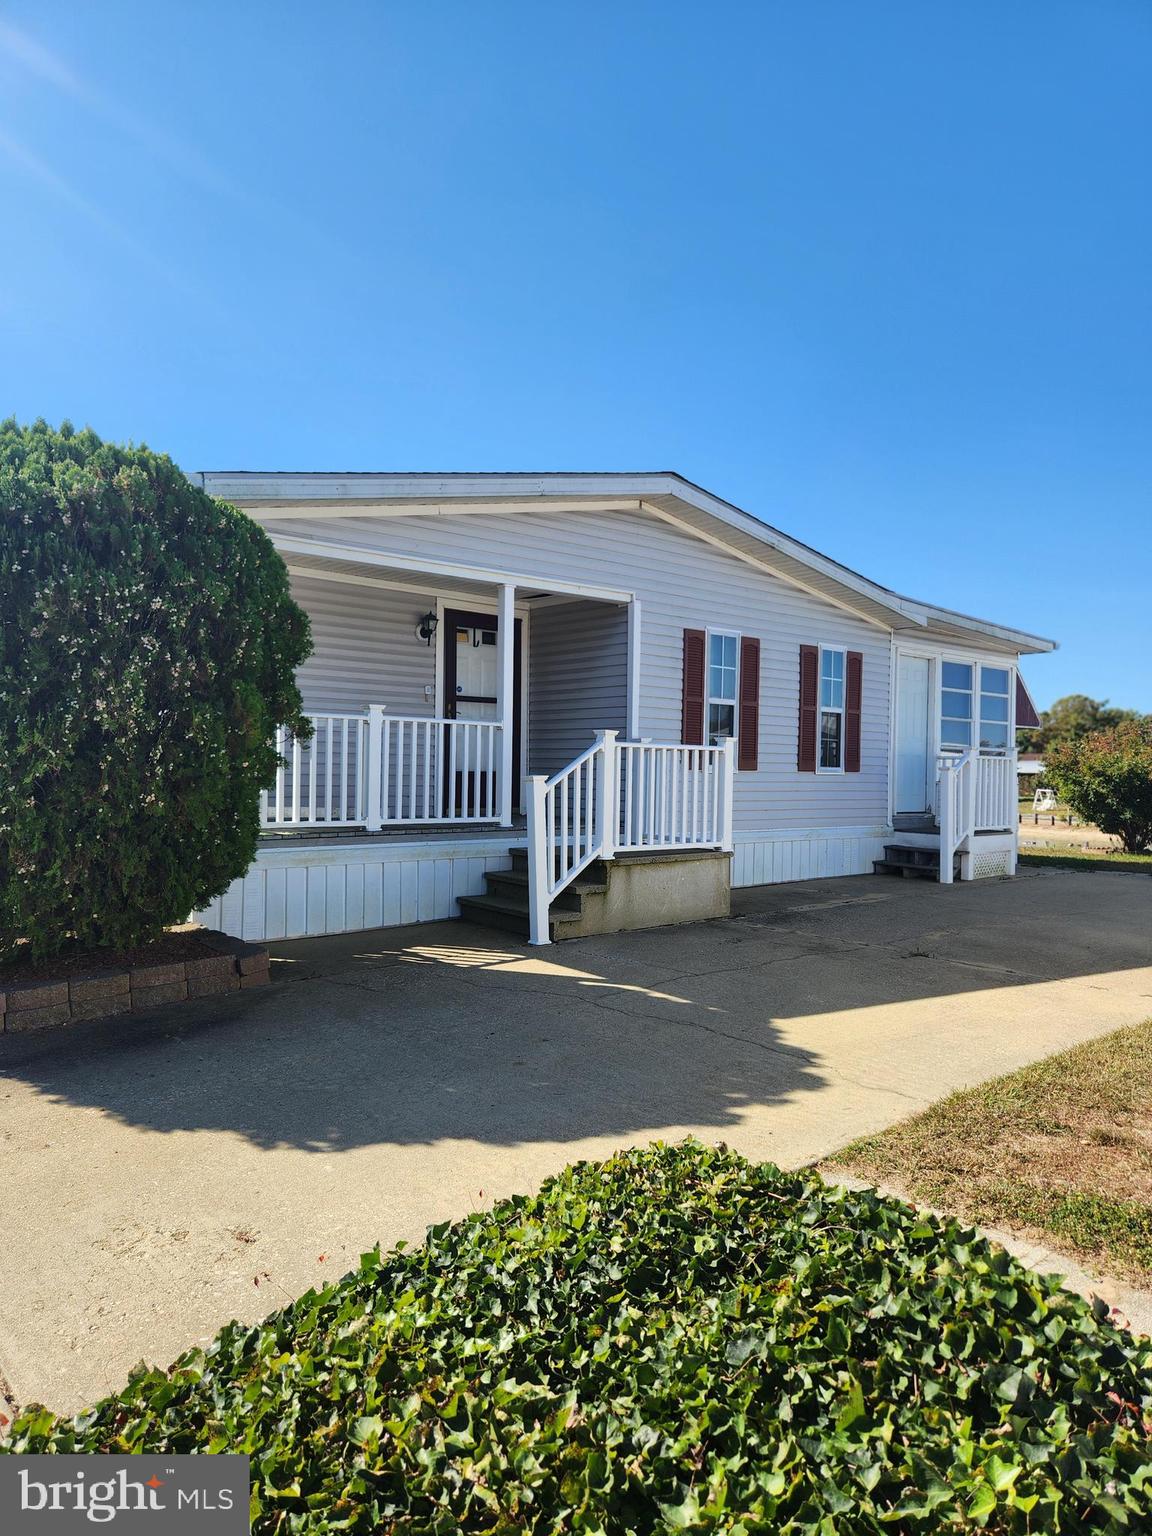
left=0, top=419, right=311, bottom=962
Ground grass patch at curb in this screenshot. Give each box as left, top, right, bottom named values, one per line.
left=1018, top=847, right=1152, bottom=874
left=5, top=1141, right=1152, bottom=1532
left=831, top=1019, right=1152, bottom=1288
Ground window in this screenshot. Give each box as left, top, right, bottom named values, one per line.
left=979, top=666, right=1011, bottom=752
left=818, top=646, right=845, bottom=770
left=707, top=631, right=738, bottom=745
left=940, top=661, right=1013, bottom=752
left=940, top=661, right=974, bottom=749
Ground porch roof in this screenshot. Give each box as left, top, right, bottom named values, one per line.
left=194, top=469, right=1057, bottom=655
left=279, top=540, right=633, bottom=606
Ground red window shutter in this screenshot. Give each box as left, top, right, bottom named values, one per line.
left=737, top=636, right=760, bottom=771
left=844, top=650, right=863, bottom=772
left=798, top=645, right=819, bottom=771
left=681, top=629, right=706, bottom=745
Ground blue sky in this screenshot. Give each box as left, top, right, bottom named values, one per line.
left=2, top=3, right=1149, bottom=710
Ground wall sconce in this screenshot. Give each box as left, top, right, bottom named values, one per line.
left=415, top=609, right=439, bottom=647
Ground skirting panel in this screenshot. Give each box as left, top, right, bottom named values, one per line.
left=731, top=829, right=890, bottom=888
left=196, top=839, right=520, bottom=943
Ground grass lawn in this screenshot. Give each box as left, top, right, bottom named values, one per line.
left=5, top=1142, right=1152, bottom=1533
left=1018, top=847, right=1152, bottom=874
left=830, top=1020, right=1152, bottom=1287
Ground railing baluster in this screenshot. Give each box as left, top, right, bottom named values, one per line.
left=307, top=727, right=317, bottom=821
left=380, top=719, right=391, bottom=822
left=397, top=721, right=407, bottom=823
left=447, top=721, right=458, bottom=821
left=485, top=725, right=493, bottom=818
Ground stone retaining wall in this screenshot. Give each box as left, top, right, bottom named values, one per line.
left=0, top=932, right=270, bottom=1033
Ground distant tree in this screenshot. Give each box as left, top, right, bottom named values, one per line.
left=1045, top=720, right=1152, bottom=854
left=1017, top=693, right=1142, bottom=754
left=0, top=419, right=312, bottom=963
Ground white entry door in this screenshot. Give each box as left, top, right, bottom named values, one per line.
left=894, top=655, right=932, bottom=813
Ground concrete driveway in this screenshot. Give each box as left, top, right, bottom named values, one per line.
left=2, top=867, right=1150, bottom=1415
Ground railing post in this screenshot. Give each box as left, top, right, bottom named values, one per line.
left=938, top=757, right=954, bottom=884
left=720, top=737, right=736, bottom=852
left=497, top=582, right=516, bottom=828
left=596, top=729, right=618, bottom=862
left=527, top=774, right=551, bottom=946
left=1006, top=750, right=1019, bottom=875
left=365, top=704, right=385, bottom=831
left=960, top=751, right=978, bottom=881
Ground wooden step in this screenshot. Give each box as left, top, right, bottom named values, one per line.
left=873, top=842, right=963, bottom=880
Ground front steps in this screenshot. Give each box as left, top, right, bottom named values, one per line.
left=458, top=846, right=731, bottom=941
left=873, top=843, right=962, bottom=881
left=457, top=849, right=608, bottom=941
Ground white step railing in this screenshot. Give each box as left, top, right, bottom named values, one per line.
left=261, top=707, right=503, bottom=829
left=974, top=753, right=1016, bottom=832
left=937, top=750, right=1017, bottom=882
left=616, top=740, right=731, bottom=851
left=526, top=730, right=735, bottom=945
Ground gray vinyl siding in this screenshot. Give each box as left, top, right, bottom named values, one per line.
left=290, top=574, right=437, bottom=716
left=268, top=509, right=891, bottom=832
left=529, top=600, right=629, bottom=776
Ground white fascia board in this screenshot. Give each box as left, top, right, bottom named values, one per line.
left=906, top=607, right=1059, bottom=655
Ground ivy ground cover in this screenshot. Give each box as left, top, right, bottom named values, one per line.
left=5, top=1142, right=1151, bottom=1533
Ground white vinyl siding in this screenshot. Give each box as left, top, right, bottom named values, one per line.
left=289, top=573, right=437, bottom=716
left=263, top=507, right=894, bottom=834
left=529, top=599, right=628, bottom=776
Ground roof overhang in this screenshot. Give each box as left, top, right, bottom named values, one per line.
left=194, top=470, right=1058, bottom=656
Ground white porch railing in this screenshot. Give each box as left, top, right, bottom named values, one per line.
left=526, top=730, right=735, bottom=945
left=263, top=714, right=371, bottom=827
left=261, top=708, right=504, bottom=829
left=375, top=714, right=502, bottom=824
left=937, top=750, right=1017, bottom=883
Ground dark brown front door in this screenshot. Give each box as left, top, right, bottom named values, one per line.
left=442, top=608, right=523, bottom=814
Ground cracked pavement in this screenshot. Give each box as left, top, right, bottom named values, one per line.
left=2, top=866, right=1150, bottom=1414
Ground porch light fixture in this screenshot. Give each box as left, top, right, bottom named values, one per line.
left=416, top=609, right=438, bottom=646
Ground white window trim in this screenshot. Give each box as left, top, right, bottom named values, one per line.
left=816, top=644, right=846, bottom=775
left=705, top=627, right=740, bottom=748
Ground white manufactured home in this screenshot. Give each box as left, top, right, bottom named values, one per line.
left=192, top=472, right=1051, bottom=947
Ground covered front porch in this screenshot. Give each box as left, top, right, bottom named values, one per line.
left=236, top=537, right=733, bottom=946
left=261, top=538, right=642, bottom=836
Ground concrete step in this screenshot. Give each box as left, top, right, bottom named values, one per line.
left=457, top=891, right=584, bottom=941
left=892, top=813, right=940, bottom=833
left=483, top=869, right=584, bottom=913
